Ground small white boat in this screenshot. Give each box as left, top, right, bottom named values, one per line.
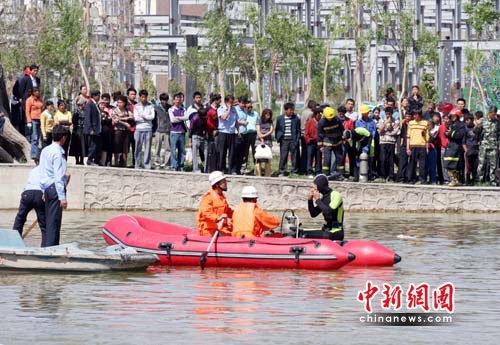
left=0, top=229, right=159, bottom=272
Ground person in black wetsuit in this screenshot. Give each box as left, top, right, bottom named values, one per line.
left=299, top=174, right=344, bottom=240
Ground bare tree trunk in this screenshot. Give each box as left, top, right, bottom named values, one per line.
left=304, top=49, right=312, bottom=108
left=217, top=57, right=225, bottom=99
left=355, top=49, right=363, bottom=108
left=398, top=54, right=407, bottom=121
left=322, top=40, right=331, bottom=103
left=0, top=116, right=31, bottom=161
left=78, top=54, right=91, bottom=91
left=468, top=70, right=475, bottom=108
left=253, top=43, right=263, bottom=113
left=269, top=54, right=279, bottom=101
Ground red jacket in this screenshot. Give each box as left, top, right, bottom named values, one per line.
left=304, top=118, right=318, bottom=144
left=438, top=123, right=449, bottom=149
left=343, top=118, right=355, bottom=131
left=206, top=106, right=218, bottom=137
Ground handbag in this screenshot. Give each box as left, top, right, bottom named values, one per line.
left=255, top=144, right=273, bottom=160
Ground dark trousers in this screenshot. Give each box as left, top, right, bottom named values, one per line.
left=216, top=132, right=236, bottom=173
left=436, top=146, right=444, bottom=184
left=279, top=139, right=298, bottom=174
left=13, top=190, right=46, bottom=240
left=306, top=141, right=322, bottom=175
left=466, top=153, right=479, bottom=184
left=244, top=132, right=257, bottom=169
left=206, top=136, right=218, bottom=173
left=380, top=143, right=395, bottom=179
left=408, top=147, right=427, bottom=183
left=298, top=136, right=307, bottom=174
left=234, top=133, right=250, bottom=175
left=300, top=229, right=344, bottom=241
left=397, top=148, right=409, bottom=182
left=323, top=144, right=344, bottom=176
left=87, top=134, right=102, bottom=164
left=42, top=132, right=53, bottom=149
left=43, top=184, right=62, bottom=247
left=346, top=144, right=359, bottom=180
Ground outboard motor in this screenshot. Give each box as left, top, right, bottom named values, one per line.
left=280, top=209, right=301, bottom=238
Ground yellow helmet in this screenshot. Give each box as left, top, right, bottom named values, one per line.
left=323, top=107, right=336, bottom=120
left=360, top=104, right=370, bottom=114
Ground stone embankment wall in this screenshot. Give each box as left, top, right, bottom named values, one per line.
left=1, top=164, right=499, bottom=212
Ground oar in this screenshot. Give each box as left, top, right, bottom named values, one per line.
left=22, top=219, right=38, bottom=239
left=200, top=219, right=224, bottom=270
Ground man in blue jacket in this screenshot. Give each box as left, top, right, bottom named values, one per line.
left=275, top=103, right=301, bottom=176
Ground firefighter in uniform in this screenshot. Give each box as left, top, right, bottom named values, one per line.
left=317, top=107, right=344, bottom=179
left=443, top=108, right=466, bottom=187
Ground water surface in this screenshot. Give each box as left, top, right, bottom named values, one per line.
left=0, top=210, right=498, bottom=344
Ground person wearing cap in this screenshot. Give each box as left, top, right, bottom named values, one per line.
left=355, top=105, right=377, bottom=180
left=443, top=108, right=466, bottom=187
left=299, top=174, right=344, bottom=240
left=317, top=106, right=344, bottom=178
left=12, top=155, right=47, bottom=242
left=475, top=106, right=500, bottom=186
left=197, top=171, right=233, bottom=236
left=232, top=186, right=280, bottom=239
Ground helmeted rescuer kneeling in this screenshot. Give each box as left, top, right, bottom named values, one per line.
left=232, top=186, right=281, bottom=239
left=299, top=174, right=345, bottom=240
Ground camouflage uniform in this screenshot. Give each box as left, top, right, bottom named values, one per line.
left=476, top=116, right=500, bottom=183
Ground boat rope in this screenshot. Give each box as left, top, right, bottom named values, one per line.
left=182, top=235, right=320, bottom=248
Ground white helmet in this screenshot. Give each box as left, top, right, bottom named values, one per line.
left=209, top=171, right=226, bottom=186
left=241, top=186, right=258, bottom=199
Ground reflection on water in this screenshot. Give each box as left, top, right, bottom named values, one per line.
left=0, top=210, right=499, bottom=344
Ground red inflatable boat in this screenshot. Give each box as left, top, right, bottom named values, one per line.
left=102, top=215, right=400, bottom=269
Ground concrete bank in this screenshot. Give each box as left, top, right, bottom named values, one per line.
left=1, top=164, right=499, bottom=213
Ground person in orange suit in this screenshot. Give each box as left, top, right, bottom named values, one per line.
left=232, top=186, right=281, bottom=239
left=197, top=171, right=233, bottom=236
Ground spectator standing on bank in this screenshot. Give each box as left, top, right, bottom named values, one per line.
left=84, top=90, right=102, bottom=166
left=70, top=99, right=86, bottom=165
left=443, top=109, right=466, bottom=187
left=345, top=98, right=358, bottom=121
left=98, top=102, right=113, bottom=166
left=20, top=64, right=41, bottom=111
left=406, top=110, right=429, bottom=184
left=426, top=121, right=439, bottom=184
left=206, top=94, right=221, bottom=173
left=111, top=95, right=134, bottom=167
left=217, top=95, right=238, bottom=174
left=245, top=102, right=259, bottom=171
left=235, top=96, right=250, bottom=175
left=40, top=101, right=55, bottom=148
left=133, top=89, right=155, bottom=169
left=154, top=93, right=171, bottom=169
left=305, top=109, right=322, bottom=177
left=126, top=87, right=137, bottom=166
left=300, top=100, right=318, bottom=174
left=54, top=100, right=72, bottom=159
left=397, top=111, right=413, bottom=182
left=255, top=108, right=274, bottom=177
left=75, top=85, right=89, bottom=106
left=275, top=102, right=301, bottom=176
left=378, top=107, right=400, bottom=181
left=26, top=87, right=44, bottom=159
left=189, top=108, right=208, bottom=173
left=409, top=85, right=424, bottom=111
left=169, top=92, right=189, bottom=171
left=186, top=91, right=203, bottom=121
left=423, top=102, right=436, bottom=121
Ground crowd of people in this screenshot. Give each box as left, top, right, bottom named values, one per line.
left=11, top=64, right=500, bottom=186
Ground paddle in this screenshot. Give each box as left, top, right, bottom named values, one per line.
left=200, top=218, right=224, bottom=270
left=22, top=219, right=38, bottom=239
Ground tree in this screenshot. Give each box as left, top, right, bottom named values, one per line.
left=464, top=0, right=500, bottom=40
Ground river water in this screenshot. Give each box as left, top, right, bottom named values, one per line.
left=0, top=210, right=499, bottom=344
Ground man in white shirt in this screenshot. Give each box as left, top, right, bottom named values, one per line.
left=133, top=89, right=155, bottom=169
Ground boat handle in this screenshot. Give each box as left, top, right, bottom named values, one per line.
left=158, top=242, right=174, bottom=261
left=289, top=246, right=305, bottom=264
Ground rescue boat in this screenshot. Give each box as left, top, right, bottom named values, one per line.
left=103, top=215, right=401, bottom=269
left=103, top=215, right=354, bottom=270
